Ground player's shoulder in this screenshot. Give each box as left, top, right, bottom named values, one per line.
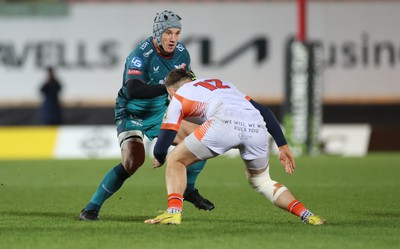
left=174, top=41, right=189, bottom=55
left=178, top=80, right=202, bottom=93
left=128, top=37, right=155, bottom=60
left=125, top=37, right=156, bottom=68
left=137, top=37, right=156, bottom=57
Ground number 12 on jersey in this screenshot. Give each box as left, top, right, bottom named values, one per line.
left=194, top=79, right=230, bottom=91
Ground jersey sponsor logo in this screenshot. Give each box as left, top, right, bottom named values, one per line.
left=176, top=43, right=185, bottom=52
left=143, top=49, right=153, bottom=58
left=238, top=133, right=251, bottom=141
left=153, top=66, right=159, bottom=73
left=130, top=120, right=143, bottom=127
left=174, top=63, right=186, bottom=69
left=127, top=69, right=142, bottom=75
left=130, top=115, right=143, bottom=127
left=140, top=41, right=150, bottom=50
left=130, top=56, right=143, bottom=68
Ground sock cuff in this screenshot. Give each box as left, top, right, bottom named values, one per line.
left=113, top=163, right=130, bottom=180
left=287, top=199, right=300, bottom=213
left=167, top=193, right=183, bottom=211
left=168, top=193, right=184, bottom=201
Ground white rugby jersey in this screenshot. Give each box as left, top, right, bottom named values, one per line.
left=161, top=78, right=256, bottom=132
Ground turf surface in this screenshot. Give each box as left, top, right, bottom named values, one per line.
left=1, top=154, right=399, bottom=249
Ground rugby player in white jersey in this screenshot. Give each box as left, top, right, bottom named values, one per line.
left=144, top=69, right=325, bottom=225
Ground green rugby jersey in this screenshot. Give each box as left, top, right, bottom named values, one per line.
left=115, top=37, right=191, bottom=121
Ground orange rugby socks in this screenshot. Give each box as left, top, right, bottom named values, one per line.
left=167, top=193, right=183, bottom=213
left=287, top=199, right=313, bottom=221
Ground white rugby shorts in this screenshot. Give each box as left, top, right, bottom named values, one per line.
left=184, top=108, right=269, bottom=162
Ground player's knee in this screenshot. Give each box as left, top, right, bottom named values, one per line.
left=166, top=147, right=190, bottom=168
left=123, top=157, right=144, bottom=176
left=165, top=151, right=181, bottom=168
left=246, top=169, right=287, bottom=203
left=122, top=141, right=145, bottom=175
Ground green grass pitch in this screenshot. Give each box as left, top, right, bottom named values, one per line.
left=1, top=153, right=399, bottom=249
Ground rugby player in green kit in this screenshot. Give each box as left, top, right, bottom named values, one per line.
left=79, top=10, right=214, bottom=221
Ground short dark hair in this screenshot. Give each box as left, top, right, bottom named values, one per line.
left=165, top=68, right=192, bottom=87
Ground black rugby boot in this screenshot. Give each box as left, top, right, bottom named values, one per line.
left=183, top=189, right=215, bottom=211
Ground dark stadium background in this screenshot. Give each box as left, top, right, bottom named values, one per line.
left=1, top=0, right=399, bottom=152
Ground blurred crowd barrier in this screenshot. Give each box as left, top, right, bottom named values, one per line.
left=0, top=124, right=371, bottom=160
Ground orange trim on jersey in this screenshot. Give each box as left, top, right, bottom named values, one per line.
left=194, top=120, right=212, bottom=140
left=167, top=93, right=207, bottom=137
left=174, top=93, right=185, bottom=103
left=245, top=95, right=252, bottom=101
left=174, top=93, right=206, bottom=117
left=160, top=123, right=180, bottom=131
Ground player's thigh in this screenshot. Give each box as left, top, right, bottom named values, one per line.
left=167, top=139, right=200, bottom=167
left=143, top=114, right=164, bottom=141
left=117, top=117, right=146, bottom=171
left=117, top=117, right=144, bottom=143
left=243, top=157, right=269, bottom=174
left=184, top=133, right=219, bottom=161
left=240, top=135, right=268, bottom=161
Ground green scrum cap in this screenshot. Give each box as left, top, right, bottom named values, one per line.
left=153, top=10, right=182, bottom=47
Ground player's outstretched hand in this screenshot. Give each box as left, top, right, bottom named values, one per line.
left=278, top=144, right=296, bottom=175
left=152, top=158, right=163, bottom=169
